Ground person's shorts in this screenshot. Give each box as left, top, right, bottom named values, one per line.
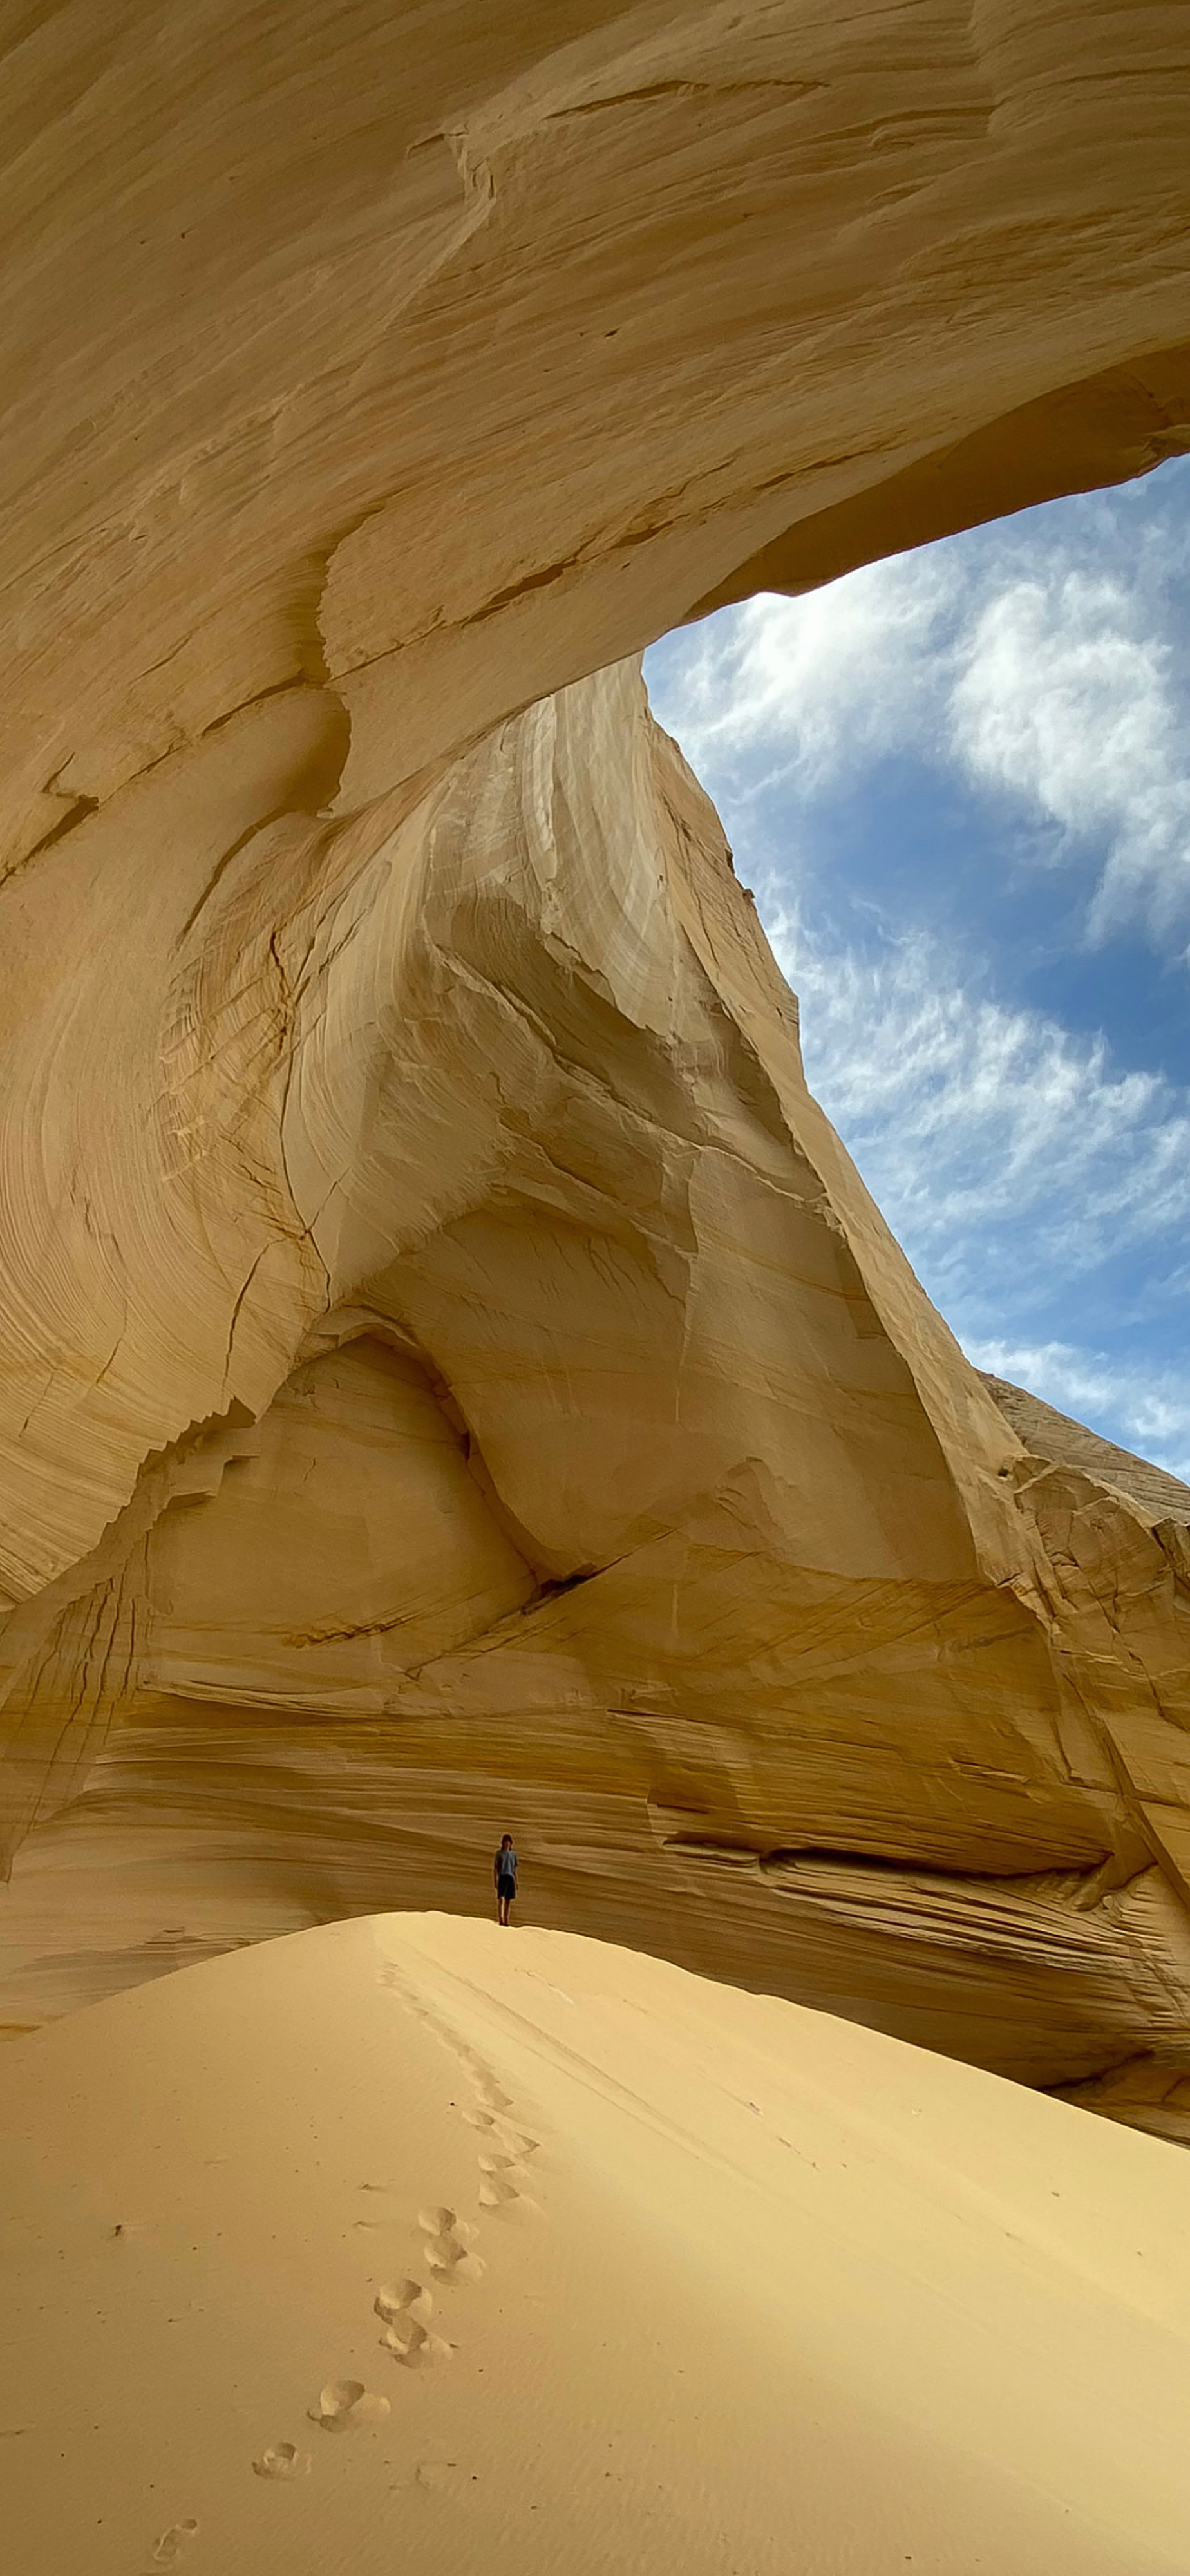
left=497, top=1877, right=517, bottom=1903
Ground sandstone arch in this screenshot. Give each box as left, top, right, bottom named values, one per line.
left=2, top=1, right=1189, bottom=2133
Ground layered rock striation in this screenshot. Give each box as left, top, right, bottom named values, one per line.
left=1, top=1, right=1189, bottom=2124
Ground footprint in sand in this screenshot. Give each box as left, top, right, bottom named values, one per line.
left=478, top=2178, right=519, bottom=2210
left=419, top=2207, right=485, bottom=2284
left=453, top=2049, right=513, bottom=2118
left=498, top=2127, right=540, bottom=2160
left=418, top=2204, right=466, bottom=2236
left=252, top=2443, right=310, bottom=2481
left=478, top=2153, right=531, bottom=2210
left=472, top=2080, right=514, bottom=2117
left=375, top=2279, right=435, bottom=2325
left=307, top=2379, right=391, bottom=2433
left=467, top=2107, right=539, bottom=2158
left=380, top=2317, right=453, bottom=2369
left=149, top=2524, right=198, bottom=2567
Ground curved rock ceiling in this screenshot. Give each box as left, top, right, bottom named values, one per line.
left=2, top=1, right=1189, bottom=2132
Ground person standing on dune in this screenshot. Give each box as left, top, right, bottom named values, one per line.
left=493, top=1834, right=518, bottom=1927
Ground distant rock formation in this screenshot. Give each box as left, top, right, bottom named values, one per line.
left=981, top=1377, right=1190, bottom=1529
left=2, top=3, right=1189, bottom=2128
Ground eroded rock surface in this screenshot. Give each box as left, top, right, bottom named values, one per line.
left=2, top=3, right=1189, bottom=2126
left=982, top=1377, right=1190, bottom=1530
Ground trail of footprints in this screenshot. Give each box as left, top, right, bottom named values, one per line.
left=243, top=1979, right=540, bottom=2505
left=145, top=1988, right=538, bottom=2559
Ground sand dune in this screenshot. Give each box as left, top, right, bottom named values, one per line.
left=3, top=1913, right=1190, bottom=2573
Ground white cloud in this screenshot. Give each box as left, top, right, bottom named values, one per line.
left=762, top=900, right=1190, bottom=1421
left=653, top=482, right=1190, bottom=946
left=950, top=569, right=1190, bottom=938
left=962, top=1336, right=1190, bottom=1487
left=767, top=902, right=1190, bottom=1271
left=668, top=553, right=953, bottom=790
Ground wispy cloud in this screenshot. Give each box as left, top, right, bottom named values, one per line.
left=666, top=551, right=952, bottom=790
left=659, top=475, right=1190, bottom=947
left=962, top=1337, right=1190, bottom=1487
left=952, top=567, right=1190, bottom=940
left=763, top=901, right=1190, bottom=1483
left=765, top=901, right=1190, bottom=1326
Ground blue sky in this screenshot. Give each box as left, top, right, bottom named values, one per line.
left=644, top=457, right=1190, bottom=1482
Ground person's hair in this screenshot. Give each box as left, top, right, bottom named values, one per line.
left=500, top=1833, right=513, bottom=1847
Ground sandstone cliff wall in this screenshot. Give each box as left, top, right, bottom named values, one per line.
left=2, top=1, right=1189, bottom=2128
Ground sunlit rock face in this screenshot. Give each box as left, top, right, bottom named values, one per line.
left=2, top=2, right=1189, bottom=2123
